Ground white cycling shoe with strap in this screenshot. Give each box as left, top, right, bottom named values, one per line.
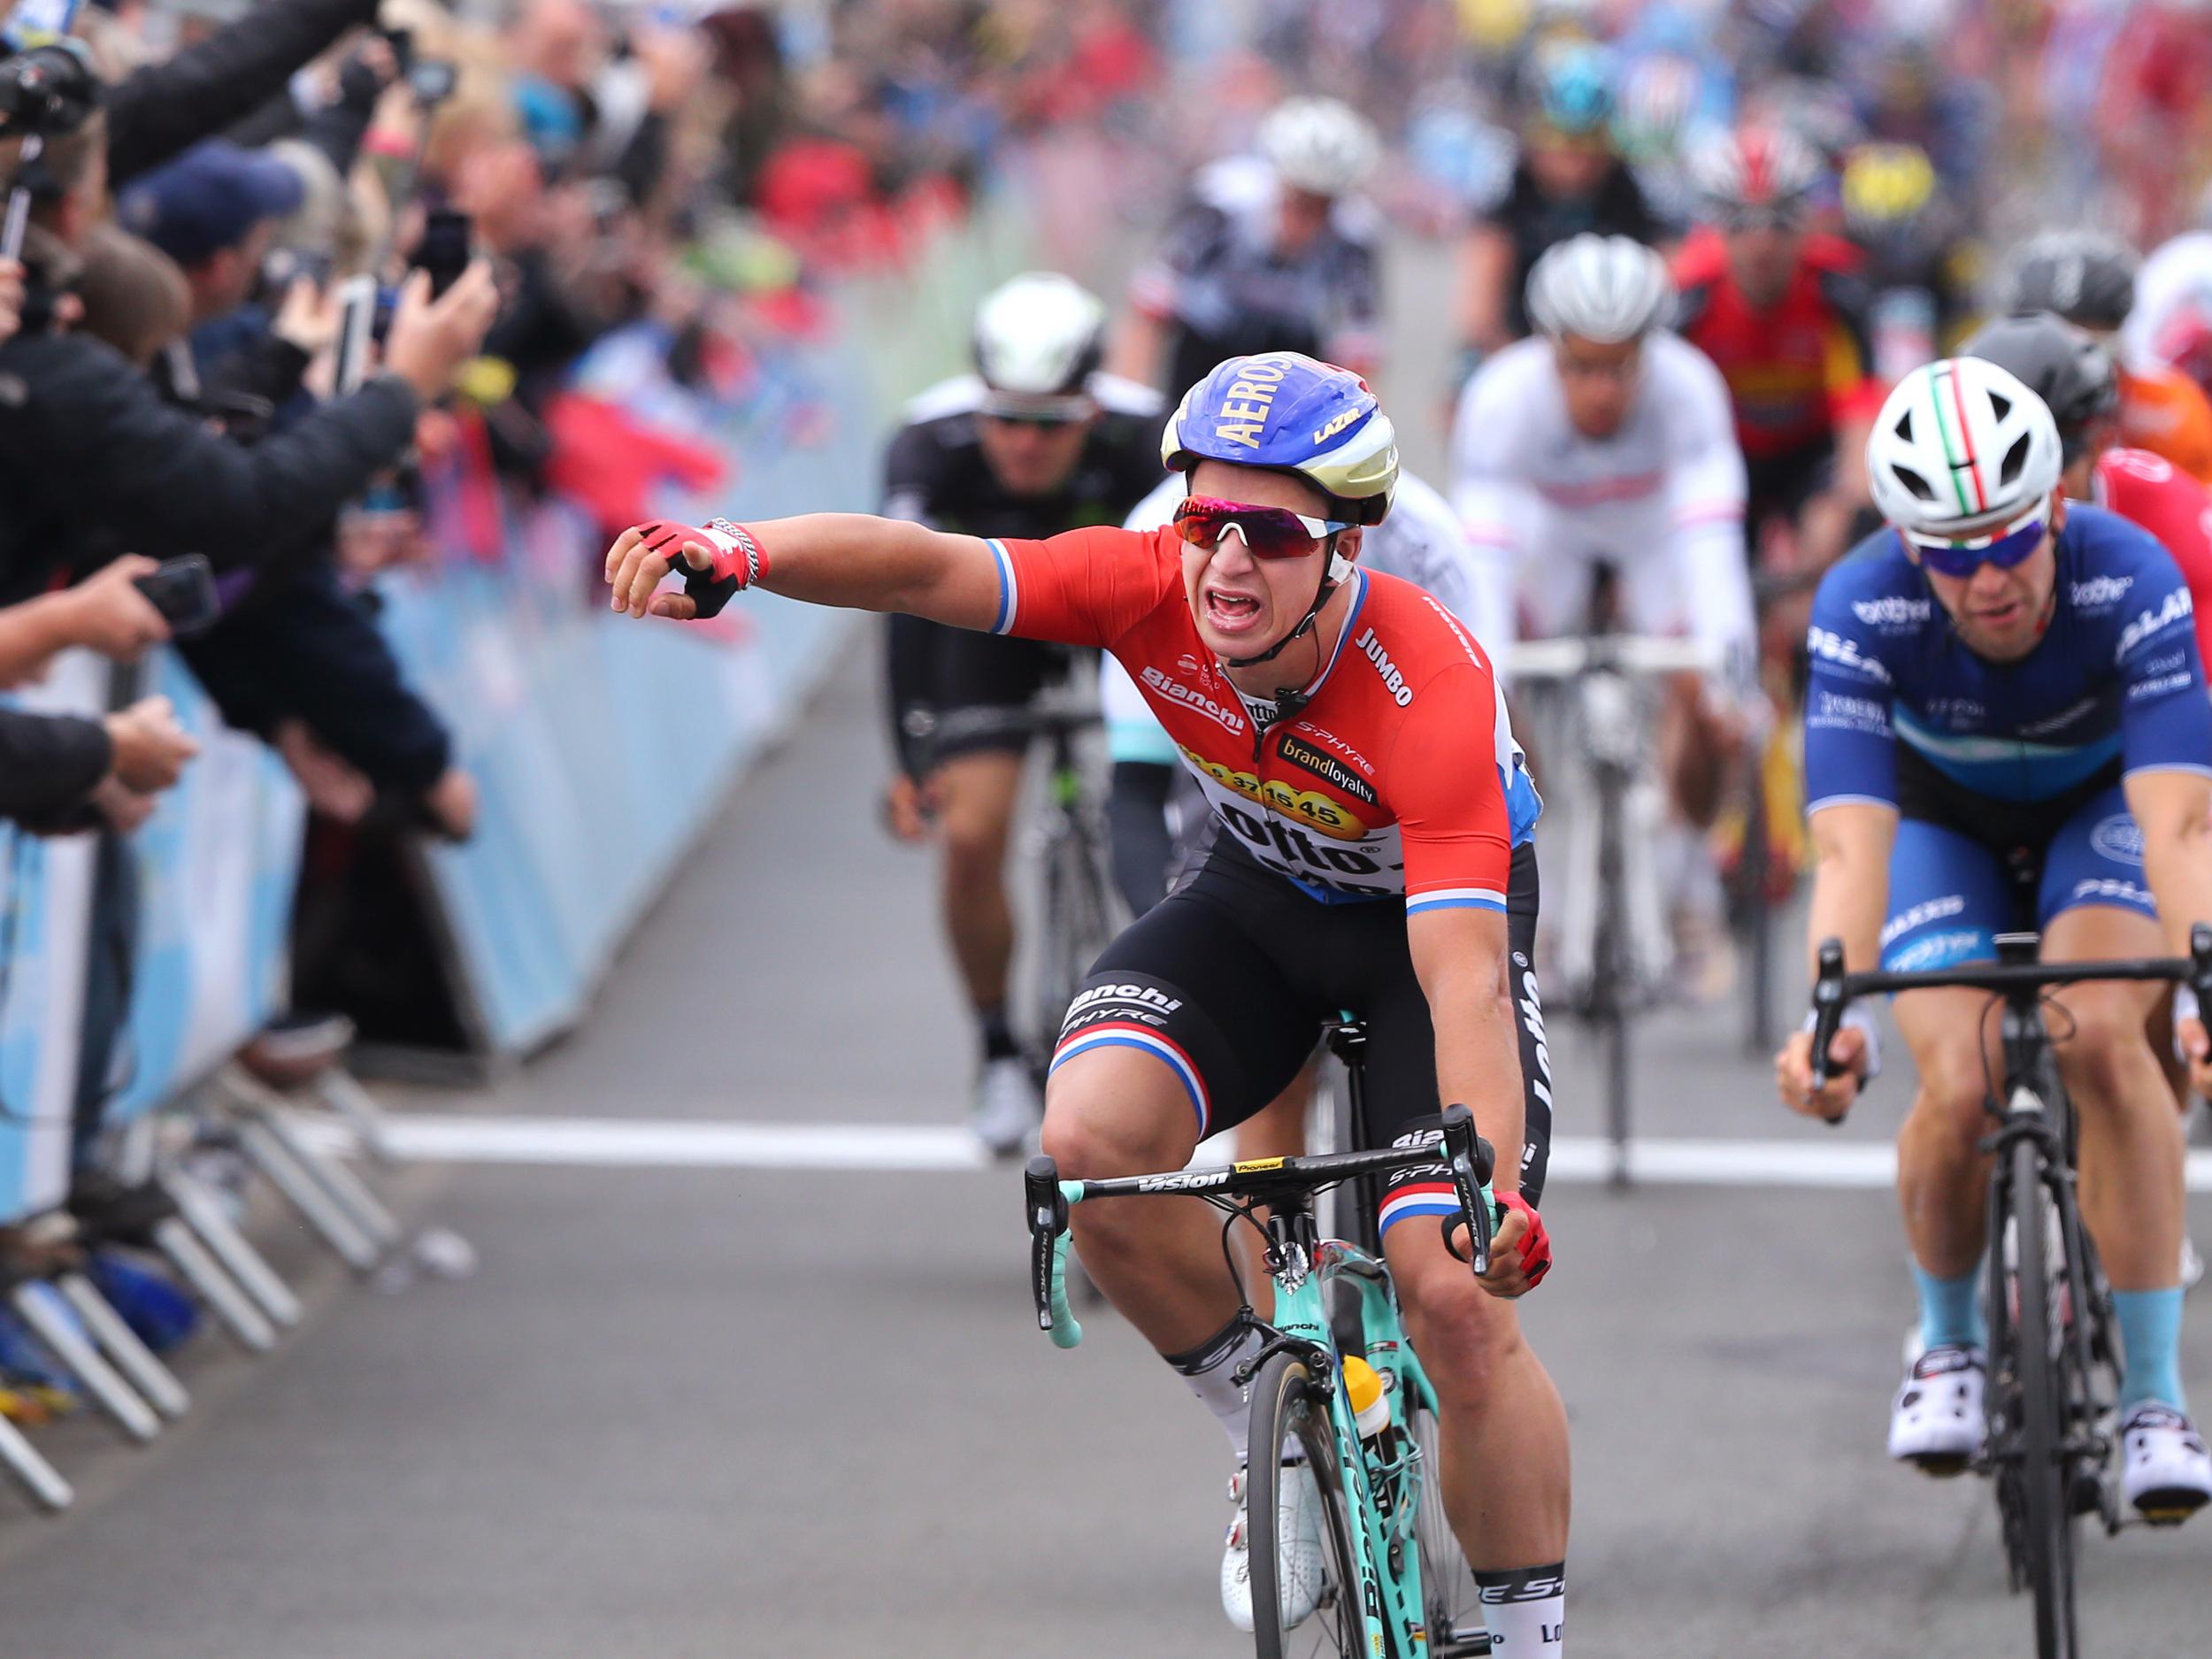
left=1221, top=1462, right=1324, bottom=1633
left=2120, top=1403, right=2212, bottom=1523
left=1888, top=1345, right=1986, bottom=1475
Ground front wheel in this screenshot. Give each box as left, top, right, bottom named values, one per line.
left=1248, top=1351, right=1368, bottom=1659
left=1993, top=1135, right=2079, bottom=1659
left=1409, top=1401, right=1491, bottom=1656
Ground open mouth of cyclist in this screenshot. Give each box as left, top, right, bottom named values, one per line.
left=1202, top=586, right=1267, bottom=634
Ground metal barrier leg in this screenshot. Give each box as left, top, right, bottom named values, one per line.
left=254, top=1108, right=403, bottom=1250
left=159, top=1171, right=301, bottom=1329
left=232, top=1117, right=382, bottom=1271
left=8, top=1282, right=159, bottom=1443
left=54, top=1271, right=189, bottom=1420
left=151, top=1217, right=276, bottom=1353
left=0, top=1411, right=72, bottom=1511
left=305, top=1069, right=401, bottom=1167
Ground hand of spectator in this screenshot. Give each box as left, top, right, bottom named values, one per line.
left=383, top=263, right=501, bottom=403
left=57, top=556, right=173, bottom=660
left=340, top=35, right=402, bottom=108
left=275, top=719, right=373, bottom=824
left=91, top=776, right=157, bottom=834
left=273, top=276, right=344, bottom=357
left=104, top=695, right=198, bottom=794
left=0, top=258, right=23, bottom=347
left=335, top=505, right=429, bottom=576
left=421, top=765, right=477, bottom=841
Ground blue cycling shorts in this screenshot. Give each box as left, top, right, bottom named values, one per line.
left=1879, top=782, right=2155, bottom=972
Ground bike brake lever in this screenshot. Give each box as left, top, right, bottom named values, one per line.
left=1440, top=1105, right=1495, bottom=1279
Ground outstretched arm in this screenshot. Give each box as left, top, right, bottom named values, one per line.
left=605, top=514, right=1007, bottom=630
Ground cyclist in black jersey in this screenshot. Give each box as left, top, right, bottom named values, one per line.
left=1110, top=96, right=1383, bottom=400
left=1454, top=37, right=1667, bottom=368
left=880, top=272, right=1166, bottom=1153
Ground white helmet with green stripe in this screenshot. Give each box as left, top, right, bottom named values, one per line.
left=1868, top=357, right=2062, bottom=541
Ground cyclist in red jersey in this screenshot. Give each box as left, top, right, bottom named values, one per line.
left=1672, top=126, right=1879, bottom=574
left=602, top=354, right=1573, bottom=1654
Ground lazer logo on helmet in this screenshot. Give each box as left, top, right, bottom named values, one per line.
left=1312, top=406, right=1360, bottom=445
left=1210, top=357, right=1289, bottom=449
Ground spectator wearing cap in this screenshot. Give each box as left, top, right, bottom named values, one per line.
left=0, top=93, right=499, bottom=600
left=119, top=139, right=303, bottom=327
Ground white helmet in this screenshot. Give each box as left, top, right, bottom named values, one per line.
left=1258, top=96, right=1379, bottom=198
left=1867, top=357, right=2063, bottom=541
left=972, top=272, right=1108, bottom=412
left=1526, top=234, right=1675, bottom=343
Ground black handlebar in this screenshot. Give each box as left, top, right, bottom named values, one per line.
left=1804, top=922, right=2212, bottom=1106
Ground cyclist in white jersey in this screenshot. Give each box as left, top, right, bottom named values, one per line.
left=1451, top=233, right=1755, bottom=986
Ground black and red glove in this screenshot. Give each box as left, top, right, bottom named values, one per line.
left=1494, top=1191, right=1552, bottom=1288
left=634, top=518, right=770, bottom=618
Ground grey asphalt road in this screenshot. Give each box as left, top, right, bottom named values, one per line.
left=3, top=661, right=2207, bottom=1659
left=4, top=229, right=2210, bottom=1658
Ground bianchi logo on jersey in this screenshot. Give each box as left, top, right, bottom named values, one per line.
left=2117, top=588, right=2194, bottom=661
left=1277, top=733, right=1379, bottom=806
left=1850, top=595, right=1932, bottom=627
left=1351, top=626, right=1415, bottom=706
left=1140, top=665, right=1245, bottom=734
left=2071, top=573, right=2134, bottom=608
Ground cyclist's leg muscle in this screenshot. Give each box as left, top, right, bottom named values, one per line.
left=933, top=750, right=1024, bottom=1009
left=1041, top=855, right=1318, bottom=1352
left=2040, top=902, right=2185, bottom=1291
left=2039, top=787, right=2187, bottom=1289
left=1386, top=1219, right=1570, bottom=1577
left=1885, top=818, right=2014, bottom=1280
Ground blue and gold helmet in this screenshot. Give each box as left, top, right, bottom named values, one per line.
left=1161, top=352, right=1399, bottom=525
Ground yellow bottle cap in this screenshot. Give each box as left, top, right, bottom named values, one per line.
left=1341, top=1356, right=1383, bottom=1415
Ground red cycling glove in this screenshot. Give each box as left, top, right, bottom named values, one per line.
left=635, top=518, right=770, bottom=618
left=1494, top=1191, right=1552, bottom=1288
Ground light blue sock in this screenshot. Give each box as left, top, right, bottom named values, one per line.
left=2113, top=1287, right=2188, bottom=1414
left=1913, top=1261, right=1985, bottom=1353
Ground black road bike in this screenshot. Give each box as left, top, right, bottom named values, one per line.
left=1808, top=924, right=2212, bottom=1659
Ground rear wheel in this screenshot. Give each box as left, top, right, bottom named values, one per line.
left=1249, top=1351, right=1368, bottom=1659
left=1993, top=1135, right=2079, bottom=1659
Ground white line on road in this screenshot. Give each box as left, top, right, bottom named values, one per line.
left=293, top=1114, right=2212, bottom=1191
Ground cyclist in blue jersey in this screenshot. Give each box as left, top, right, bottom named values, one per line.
left=1775, top=356, right=2212, bottom=1520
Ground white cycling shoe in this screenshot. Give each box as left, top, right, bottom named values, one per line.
left=2119, top=1403, right=2212, bottom=1524
left=1889, top=1345, right=1986, bottom=1475
left=969, top=1056, right=1041, bottom=1158
left=1222, top=1463, right=1324, bottom=1633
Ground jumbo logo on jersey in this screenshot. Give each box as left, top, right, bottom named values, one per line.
left=1210, top=357, right=1288, bottom=449
left=1353, top=626, right=1415, bottom=706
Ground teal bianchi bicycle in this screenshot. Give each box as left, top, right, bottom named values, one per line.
left=1025, top=1055, right=1502, bottom=1658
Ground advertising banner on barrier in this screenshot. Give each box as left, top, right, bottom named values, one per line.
left=0, top=653, right=105, bottom=1225
left=99, top=654, right=305, bottom=1125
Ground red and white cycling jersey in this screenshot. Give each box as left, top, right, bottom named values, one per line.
left=2093, top=446, right=2212, bottom=669
left=987, top=525, right=1541, bottom=912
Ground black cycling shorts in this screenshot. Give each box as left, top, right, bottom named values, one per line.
left=919, top=626, right=1066, bottom=764
left=1053, top=839, right=1551, bottom=1235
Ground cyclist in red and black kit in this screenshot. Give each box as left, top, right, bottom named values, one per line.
left=603, top=354, right=1572, bottom=1655
left=1672, top=125, right=1879, bottom=576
